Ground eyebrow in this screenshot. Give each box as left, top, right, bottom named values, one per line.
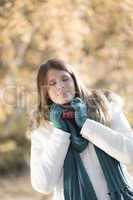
left=48, top=74, right=69, bottom=83
left=48, top=79, right=56, bottom=83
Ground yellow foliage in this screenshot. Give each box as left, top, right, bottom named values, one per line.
left=0, top=140, right=17, bottom=153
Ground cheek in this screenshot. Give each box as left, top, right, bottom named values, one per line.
left=69, top=82, right=76, bottom=93
left=47, top=87, right=55, bottom=100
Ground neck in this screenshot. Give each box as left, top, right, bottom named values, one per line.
left=60, top=102, right=71, bottom=108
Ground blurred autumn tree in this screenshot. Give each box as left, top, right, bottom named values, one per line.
left=0, top=0, right=133, bottom=175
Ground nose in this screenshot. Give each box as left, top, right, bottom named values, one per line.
left=56, top=81, right=65, bottom=92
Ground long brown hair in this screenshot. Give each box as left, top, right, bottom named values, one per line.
left=30, top=58, right=121, bottom=131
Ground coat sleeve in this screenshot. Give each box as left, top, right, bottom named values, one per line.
left=80, top=103, right=133, bottom=166
left=30, top=126, right=71, bottom=194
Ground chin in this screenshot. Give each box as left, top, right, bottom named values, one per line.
left=58, top=100, right=69, bottom=105
left=61, top=97, right=74, bottom=105
left=54, top=95, right=75, bottom=105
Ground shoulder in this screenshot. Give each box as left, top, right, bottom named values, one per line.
left=103, top=90, right=124, bottom=116
left=30, top=122, right=54, bottom=143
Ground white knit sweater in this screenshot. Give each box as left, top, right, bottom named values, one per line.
left=30, top=101, right=133, bottom=200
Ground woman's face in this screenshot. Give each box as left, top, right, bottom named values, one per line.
left=46, top=69, right=76, bottom=105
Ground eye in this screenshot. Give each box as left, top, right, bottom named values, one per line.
left=62, top=76, right=69, bottom=82
left=48, top=81, right=56, bottom=86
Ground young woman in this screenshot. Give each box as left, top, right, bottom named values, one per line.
left=30, top=58, right=133, bottom=200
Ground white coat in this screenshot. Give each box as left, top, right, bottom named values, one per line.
left=30, top=100, right=133, bottom=200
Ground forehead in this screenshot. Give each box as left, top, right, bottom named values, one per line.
left=46, top=69, right=71, bottom=81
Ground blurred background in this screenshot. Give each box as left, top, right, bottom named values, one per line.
left=0, top=0, right=133, bottom=199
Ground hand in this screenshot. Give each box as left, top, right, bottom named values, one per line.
left=49, top=103, right=68, bottom=132
left=70, top=97, right=88, bottom=127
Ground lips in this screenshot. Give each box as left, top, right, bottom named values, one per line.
left=58, top=90, right=67, bottom=95
left=57, top=92, right=68, bottom=98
